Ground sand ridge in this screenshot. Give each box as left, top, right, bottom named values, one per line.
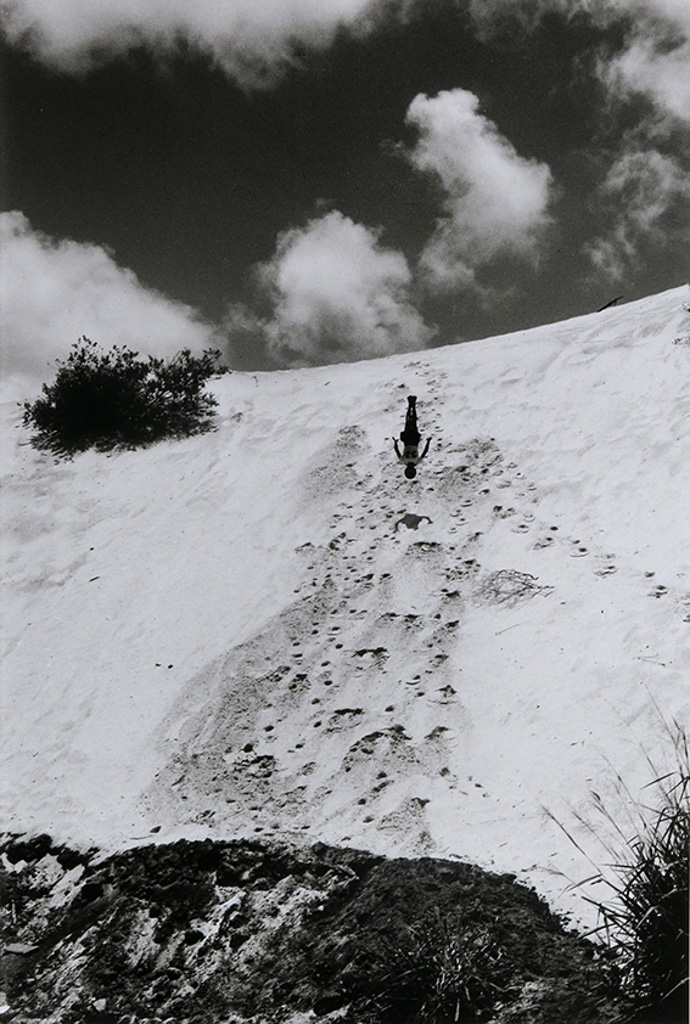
left=1, top=285, right=689, bottom=924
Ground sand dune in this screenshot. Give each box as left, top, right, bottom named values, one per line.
left=2, top=284, right=689, bottom=925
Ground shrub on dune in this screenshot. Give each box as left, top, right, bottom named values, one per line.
left=22, top=337, right=227, bottom=456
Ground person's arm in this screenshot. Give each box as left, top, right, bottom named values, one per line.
left=394, top=439, right=402, bottom=459
left=419, top=437, right=431, bottom=460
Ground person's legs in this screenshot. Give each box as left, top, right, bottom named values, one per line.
left=401, top=395, right=420, bottom=445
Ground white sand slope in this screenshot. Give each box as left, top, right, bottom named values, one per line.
left=2, top=284, right=689, bottom=924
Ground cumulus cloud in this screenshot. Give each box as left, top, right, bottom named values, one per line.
left=405, top=89, right=554, bottom=292
left=464, top=1, right=690, bottom=278
left=0, top=0, right=387, bottom=87
left=585, top=149, right=690, bottom=278
left=467, top=0, right=557, bottom=42
left=0, top=212, right=213, bottom=383
left=252, top=210, right=434, bottom=366
left=468, top=0, right=690, bottom=129
left=599, top=17, right=690, bottom=128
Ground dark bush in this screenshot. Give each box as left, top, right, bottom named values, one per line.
left=22, top=337, right=227, bottom=456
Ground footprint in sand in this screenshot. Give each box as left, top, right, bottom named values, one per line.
left=570, top=543, right=589, bottom=558
left=650, top=584, right=669, bottom=599
left=394, top=513, right=432, bottom=533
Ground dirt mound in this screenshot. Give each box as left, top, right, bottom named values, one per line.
left=1, top=833, right=628, bottom=1023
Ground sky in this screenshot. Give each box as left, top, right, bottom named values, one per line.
left=1, top=0, right=689, bottom=378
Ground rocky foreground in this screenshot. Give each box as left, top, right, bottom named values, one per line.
left=1, top=832, right=629, bottom=1024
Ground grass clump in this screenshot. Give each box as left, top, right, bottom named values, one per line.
left=599, top=743, right=689, bottom=1021
left=366, top=911, right=518, bottom=1023
left=555, top=722, right=689, bottom=1023
left=22, top=337, right=227, bottom=456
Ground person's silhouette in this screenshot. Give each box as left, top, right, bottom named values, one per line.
left=393, top=395, right=431, bottom=478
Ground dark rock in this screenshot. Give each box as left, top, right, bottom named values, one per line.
left=5, top=833, right=53, bottom=863
left=313, top=991, right=345, bottom=1014
left=55, top=845, right=86, bottom=870
left=80, top=879, right=105, bottom=903
left=2, top=836, right=627, bottom=1024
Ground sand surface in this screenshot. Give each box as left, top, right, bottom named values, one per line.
left=2, top=284, right=689, bottom=925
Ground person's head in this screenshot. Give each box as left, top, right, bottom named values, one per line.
left=404, top=464, right=417, bottom=479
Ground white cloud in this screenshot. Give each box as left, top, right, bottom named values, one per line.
left=467, top=0, right=557, bottom=41
left=8, top=0, right=684, bottom=118
left=600, top=34, right=690, bottom=129
left=585, top=149, right=690, bottom=278
left=405, top=88, right=554, bottom=292
left=464, top=0, right=690, bottom=279
left=255, top=210, right=434, bottom=365
left=468, top=0, right=690, bottom=129
left=0, top=211, right=213, bottom=383
left=1, top=0, right=387, bottom=87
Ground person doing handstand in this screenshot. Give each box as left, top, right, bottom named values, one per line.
left=394, top=395, right=431, bottom=478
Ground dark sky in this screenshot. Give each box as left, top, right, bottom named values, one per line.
left=2, top=0, right=689, bottom=373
